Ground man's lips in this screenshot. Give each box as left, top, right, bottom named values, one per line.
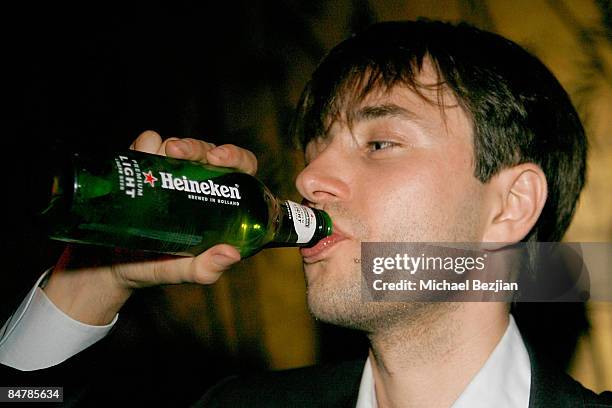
left=300, top=227, right=348, bottom=263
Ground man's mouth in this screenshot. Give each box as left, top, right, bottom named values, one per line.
left=300, top=225, right=348, bottom=264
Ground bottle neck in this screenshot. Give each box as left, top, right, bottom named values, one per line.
left=270, top=200, right=332, bottom=247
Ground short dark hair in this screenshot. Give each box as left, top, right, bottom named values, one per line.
left=292, top=19, right=587, bottom=243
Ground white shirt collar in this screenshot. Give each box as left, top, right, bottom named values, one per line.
left=356, top=355, right=377, bottom=408
left=355, top=314, right=531, bottom=408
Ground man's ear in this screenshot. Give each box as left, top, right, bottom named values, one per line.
left=482, top=163, right=548, bottom=243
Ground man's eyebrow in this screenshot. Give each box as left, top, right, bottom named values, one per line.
left=306, top=103, right=426, bottom=154
left=349, top=103, right=422, bottom=123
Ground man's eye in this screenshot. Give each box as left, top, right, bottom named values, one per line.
left=367, top=141, right=397, bottom=151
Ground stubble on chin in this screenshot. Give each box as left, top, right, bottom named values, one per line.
left=303, top=194, right=478, bottom=334
left=305, top=258, right=457, bottom=335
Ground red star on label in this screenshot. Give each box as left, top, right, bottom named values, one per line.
left=143, top=170, right=158, bottom=187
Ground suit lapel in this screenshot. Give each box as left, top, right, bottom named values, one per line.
left=525, top=341, right=584, bottom=408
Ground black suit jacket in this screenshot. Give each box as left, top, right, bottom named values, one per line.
left=1, top=343, right=611, bottom=407
left=196, top=346, right=612, bottom=408
left=1, top=321, right=610, bottom=407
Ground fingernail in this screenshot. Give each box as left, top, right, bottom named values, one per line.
left=209, top=146, right=228, bottom=160
left=174, top=140, right=191, bottom=155
left=212, top=253, right=237, bottom=268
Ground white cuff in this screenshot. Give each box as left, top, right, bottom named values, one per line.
left=0, top=269, right=118, bottom=371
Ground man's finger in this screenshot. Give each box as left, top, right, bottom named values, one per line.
left=164, top=138, right=217, bottom=162
left=129, top=130, right=163, bottom=153
left=114, top=244, right=241, bottom=288
left=130, top=135, right=258, bottom=175
left=158, top=137, right=181, bottom=156
left=154, top=244, right=240, bottom=285
left=190, top=244, right=241, bottom=284
left=207, top=144, right=258, bottom=175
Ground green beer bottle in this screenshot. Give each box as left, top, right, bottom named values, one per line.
left=42, top=150, right=332, bottom=257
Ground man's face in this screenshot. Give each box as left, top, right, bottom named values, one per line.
left=295, top=66, right=489, bottom=331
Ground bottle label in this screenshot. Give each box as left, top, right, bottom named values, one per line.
left=286, top=201, right=316, bottom=243
left=52, top=149, right=281, bottom=257
left=114, top=155, right=242, bottom=206
left=115, top=155, right=144, bottom=198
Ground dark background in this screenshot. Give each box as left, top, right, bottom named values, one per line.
left=2, top=3, right=373, bottom=405
left=2, top=1, right=608, bottom=405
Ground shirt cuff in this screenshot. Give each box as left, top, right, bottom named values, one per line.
left=0, top=269, right=118, bottom=371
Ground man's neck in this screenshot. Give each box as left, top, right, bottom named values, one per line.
left=367, top=303, right=509, bottom=408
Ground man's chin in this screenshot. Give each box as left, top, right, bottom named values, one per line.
left=307, top=282, right=458, bottom=334
left=305, top=280, right=393, bottom=332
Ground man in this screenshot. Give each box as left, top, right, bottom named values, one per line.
left=1, top=20, right=610, bottom=407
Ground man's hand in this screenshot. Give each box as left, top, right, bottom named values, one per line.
left=43, top=130, right=258, bottom=325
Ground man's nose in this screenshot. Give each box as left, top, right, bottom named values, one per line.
left=295, top=148, right=351, bottom=206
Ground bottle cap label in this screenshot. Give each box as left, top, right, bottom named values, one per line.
left=286, top=200, right=317, bottom=244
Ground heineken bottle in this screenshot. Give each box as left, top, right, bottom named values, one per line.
left=42, top=150, right=332, bottom=257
